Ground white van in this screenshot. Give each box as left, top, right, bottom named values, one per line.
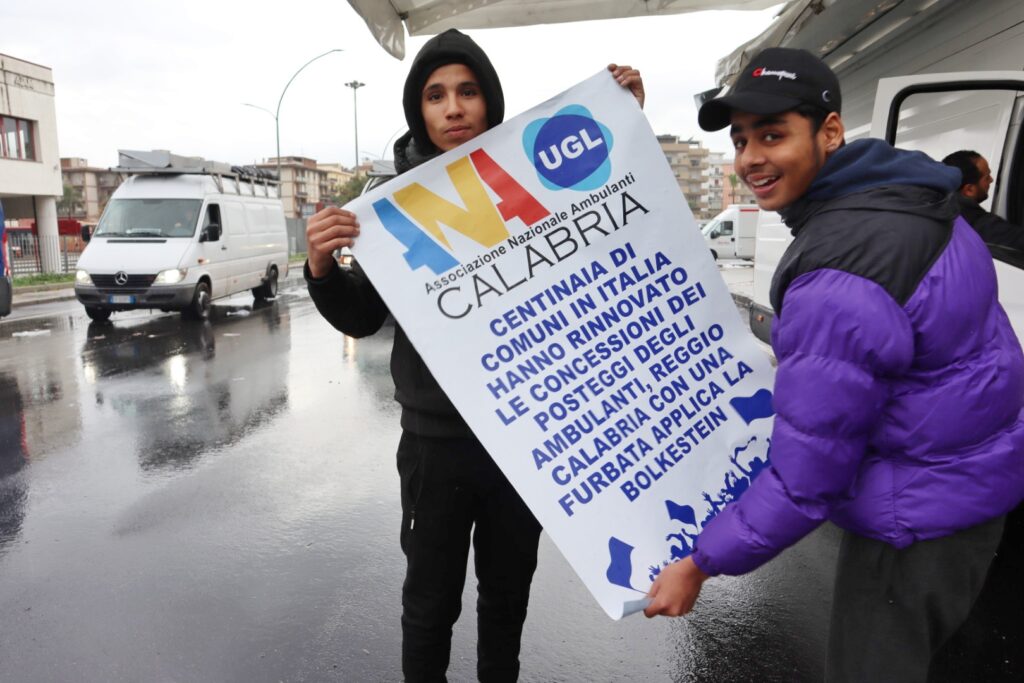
left=75, top=150, right=288, bottom=322
left=701, top=204, right=758, bottom=260
left=723, top=0, right=1024, bottom=346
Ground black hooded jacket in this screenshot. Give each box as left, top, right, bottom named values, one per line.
left=305, top=29, right=503, bottom=438
left=952, top=193, right=1024, bottom=253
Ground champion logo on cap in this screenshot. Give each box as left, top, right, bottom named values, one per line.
left=698, top=48, right=841, bottom=132
left=752, top=67, right=797, bottom=81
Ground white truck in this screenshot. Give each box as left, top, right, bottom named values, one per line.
left=702, top=204, right=758, bottom=260
left=725, top=0, right=1024, bottom=345
left=75, top=150, right=289, bottom=322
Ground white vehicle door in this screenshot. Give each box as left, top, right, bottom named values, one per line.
left=220, top=200, right=249, bottom=296
left=243, top=203, right=266, bottom=289
left=871, top=72, right=1024, bottom=342
left=711, top=218, right=734, bottom=255
left=195, top=202, right=231, bottom=298
left=734, top=207, right=759, bottom=259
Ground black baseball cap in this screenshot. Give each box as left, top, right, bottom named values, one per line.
left=698, top=47, right=841, bottom=132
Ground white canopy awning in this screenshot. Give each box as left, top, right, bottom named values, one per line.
left=347, top=0, right=781, bottom=59
left=713, top=0, right=959, bottom=88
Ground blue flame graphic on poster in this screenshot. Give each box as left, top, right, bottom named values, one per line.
left=523, top=105, right=613, bottom=191
left=605, top=389, right=774, bottom=590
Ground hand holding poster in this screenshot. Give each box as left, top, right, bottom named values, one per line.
left=347, top=71, right=775, bottom=619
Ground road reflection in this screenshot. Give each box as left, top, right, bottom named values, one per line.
left=0, top=372, right=27, bottom=554
left=81, top=301, right=290, bottom=472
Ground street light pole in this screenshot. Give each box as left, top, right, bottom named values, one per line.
left=276, top=49, right=344, bottom=184
left=345, top=81, right=365, bottom=174
left=244, top=48, right=343, bottom=204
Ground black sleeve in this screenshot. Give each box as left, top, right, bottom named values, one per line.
left=971, top=211, right=1024, bottom=253
left=304, top=259, right=389, bottom=338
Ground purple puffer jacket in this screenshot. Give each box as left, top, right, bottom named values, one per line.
left=692, top=140, right=1024, bottom=576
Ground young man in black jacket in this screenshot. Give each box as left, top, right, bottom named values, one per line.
left=304, top=29, right=643, bottom=682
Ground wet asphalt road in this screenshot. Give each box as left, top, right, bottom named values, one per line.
left=0, top=287, right=1019, bottom=682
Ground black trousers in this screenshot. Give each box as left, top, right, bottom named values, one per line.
left=826, top=515, right=1006, bottom=682
left=396, top=431, right=542, bottom=683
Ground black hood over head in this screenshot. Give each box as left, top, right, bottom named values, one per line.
left=402, top=28, right=504, bottom=153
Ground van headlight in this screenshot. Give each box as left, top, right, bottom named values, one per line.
left=76, top=270, right=93, bottom=286
left=154, top=268, right=188, bottom=285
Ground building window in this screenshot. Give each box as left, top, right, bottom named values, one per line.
left=1, top=116, right=36, bottom=160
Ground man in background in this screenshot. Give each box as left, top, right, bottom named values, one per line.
left=942, top=149, right=1024, bottom=252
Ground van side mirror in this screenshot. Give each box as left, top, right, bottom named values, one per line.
left=201, top=223, right=221, bottom=242
left=81, top=224, right=91, bottom=243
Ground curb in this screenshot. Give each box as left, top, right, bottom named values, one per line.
left=12, top=289, right=77, bottom=306
left=11, top=268, right=308, bottom=308
left=13, top=281, right=76, bottom=294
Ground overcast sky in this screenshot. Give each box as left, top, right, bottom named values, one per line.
left=4, top=1, right=782, bottom=170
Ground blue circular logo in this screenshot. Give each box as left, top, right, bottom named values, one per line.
left=522, top=105, right=613, bottom=191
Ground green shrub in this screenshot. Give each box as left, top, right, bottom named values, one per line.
left=12, top=273, right=76, bottom=287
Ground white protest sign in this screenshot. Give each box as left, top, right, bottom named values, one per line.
left=349, top=72, right=775, bottom=619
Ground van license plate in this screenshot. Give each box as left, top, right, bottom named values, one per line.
left=108, top=295, right=135, bottom=305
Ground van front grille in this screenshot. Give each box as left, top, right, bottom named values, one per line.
left=91, top=274, right=157, bottom=288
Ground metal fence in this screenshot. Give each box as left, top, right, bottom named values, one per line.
left=7, top=233, right=83, bottom=275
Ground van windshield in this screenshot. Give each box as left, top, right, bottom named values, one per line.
left=95, top=199, right=203, bottom=238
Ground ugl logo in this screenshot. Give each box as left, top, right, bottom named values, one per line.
left=522, top=105, right=614, bottom=191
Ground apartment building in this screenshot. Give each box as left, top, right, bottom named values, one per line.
left=657, top=135, right=710, bottom=219
left=318, top=163, right=355, bottom=201
left=0, top=54, right=62, bottom=272
left=59, top=158, right=122, bottom=225
left=256, top=157, right=361, bottom=218
left=704, top=152, right=727, bottom=217
left=256, top=157, right=320, bottom=219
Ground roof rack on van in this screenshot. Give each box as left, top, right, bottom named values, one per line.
left=368, top=159, right=396, bottom=178
left=112, top=150, right=280, bottom=198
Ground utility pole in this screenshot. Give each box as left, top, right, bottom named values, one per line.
left=345, top=81, right=365, bottom=174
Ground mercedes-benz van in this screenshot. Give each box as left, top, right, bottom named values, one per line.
left=75, top=150, right=288, bottom=322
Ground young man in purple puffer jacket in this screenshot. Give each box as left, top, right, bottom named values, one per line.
left=644, top=47, right=1024, bottom=681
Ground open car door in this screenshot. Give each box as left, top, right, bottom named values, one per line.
left=870, top=71, right=1024, bottom=342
